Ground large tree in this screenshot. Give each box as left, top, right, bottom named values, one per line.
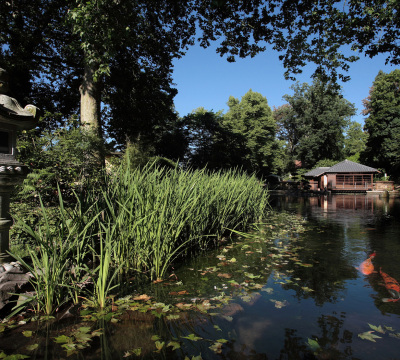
left=344, top=121, right=368, bottom=161
left=361, top=69, right=400, bottom=177
left=1, top=0, right=400, bottom=148
left=223, top=89, right=281, bottom=176
left=282, top=79, right=355, bottom=168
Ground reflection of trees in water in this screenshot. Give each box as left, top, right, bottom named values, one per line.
left=280, top=222, right=357, bottom=306
left=278, top=313, right=354, bottom=360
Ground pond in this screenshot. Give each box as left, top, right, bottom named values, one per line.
left=1, top=193, right=400, bottom=359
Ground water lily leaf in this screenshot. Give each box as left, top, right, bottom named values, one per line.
left=166, top=314, right=180, bottom=320
left=125, top=348, right=142, bottom=356
left=2, top=354, right=30, bottom=360
left=209, top=342, right=223, bottom=353
left=244, top=272, right=261, bottom=279
left=91, top=329, right=103, bottom=337
left=133, top=294, right=152, bottom=301
left=167, top=341, right=181, bottom=350
left=54, top=335, right=72, bottom=344
left=358, top=331, right=382, bottom=342
left=368, top=324, right=385, bottom=334
left=192, top=356, right=203, bottom=360
left=222, top=315, right=233, bottom=322
left=218, top=273, right=232, bottom=279
left=261, top=287, right=274, bottom=294
left=155, top=341, right=165, bottom=351
left=241, top=295, right=252, bottom=302
left=26, top=344, right=39, bottom=351
left=216, top=338, right=228, bottom=343
left=75, top=332, right=92, bottom=343
left=22, top=331, right=32, bottom=337
left=389, top=332, right=400, bottom=339
left=301, top=287, right=314, bottom=292
left=182, top=334, right=202, bottom=341
left=306, top=338, right=320, bottom=352
left=252, top=284, right=264, bottom=289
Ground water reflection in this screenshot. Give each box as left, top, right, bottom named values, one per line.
left=3, top=195, right=400, bottom=359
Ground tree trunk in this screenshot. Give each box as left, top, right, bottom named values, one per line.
left=80, top=62, right=102, bottom=137
left=79, top=62, right=105, bottom=167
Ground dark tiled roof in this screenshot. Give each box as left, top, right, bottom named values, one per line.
left=304, top=167, right=330, bottom=177
left=325, top=160, right=379, bottom=173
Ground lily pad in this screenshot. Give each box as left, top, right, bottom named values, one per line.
left=358, top=331, right=382, bottom=342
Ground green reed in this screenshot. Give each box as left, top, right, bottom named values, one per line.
left=10, top=162, right=269, bottom=315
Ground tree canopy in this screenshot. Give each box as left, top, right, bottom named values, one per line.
left=361, top=69, right=400, bottom=177
left=1, top=0, right=400, bottom=148
left=279, top=79, right=355, bottom=169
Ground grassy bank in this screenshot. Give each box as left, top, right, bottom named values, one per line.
left=10, top=163, right=269, bottom=315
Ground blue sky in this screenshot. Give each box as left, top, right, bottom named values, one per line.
left=172, top=43, right=399, bottom=125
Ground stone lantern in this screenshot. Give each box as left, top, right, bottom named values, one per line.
left=0, top=69, right=39, bottom=262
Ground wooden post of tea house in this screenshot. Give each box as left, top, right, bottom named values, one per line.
left=0, top=69, right=39, bottom=262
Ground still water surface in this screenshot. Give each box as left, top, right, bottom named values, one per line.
left=2, top=194, right=400, bottom=359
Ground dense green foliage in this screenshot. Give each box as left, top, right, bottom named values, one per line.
left=344, top=121, right=368, bottom=162
left=180, top=91, right=286, bottom=177
left=223, top=90, right=284, bottom=177
left=278, top=79, right=356, bottom=169
left=16, top=120, right=106, bottom=204
left=10, top=163, right=268, bottom=314
left=361, top=69, right=400, bottom=177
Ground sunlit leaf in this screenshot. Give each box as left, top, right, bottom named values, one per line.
left=218, top=273, right=232, bottom=279
left=22, top=331, right=33, bottom=337
left=307, top=338, right=320, bottom=352
left=192, top=356, right=203, bottom=360
left=228, top=258, right=237, bottom=263
left=368, top=324, right=385, bottom=334
left=244, top=272, right=260, bottom=279
left=131, top=348, right=142, bottom=356
left=222, top=315, right=233, bottom=322
left=389, top=332, right=400, bottom=339
left=214, top=325, right=222, bottom=331
left=216, top=338, right=228, bottom=343
left=166, top=314, right=180, bottom=320
left=26, top=344, right=39, bottom=351
left=209, top=342, right=223, bottom=353
left=151, top=335, right=161, bottom=341
left=54, top=335, right=72, bottom=344
left=155, top=341, right=165, bottom=351
left=384, top=326, right=395, bottom=332
left=167, top=341, right=181, bottom=350
left=133, top=294, right=152, bottom=301
left=182, top=334, right=202, bottom=341
left=358, top=331, right=382, bottom=342
left=261, top=287, right=274, bottom=294
left=301, top=287, right=314, bottom=292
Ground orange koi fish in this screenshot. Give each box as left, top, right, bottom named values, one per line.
left=380, top=268, right=400, bottom=303
left=357, top=252, right=376, bottom=275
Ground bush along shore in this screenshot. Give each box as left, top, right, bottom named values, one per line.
left=6, top=162, right=269, bottom=318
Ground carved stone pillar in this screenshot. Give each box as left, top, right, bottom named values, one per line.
left=0, top=69, right=39, bottom=262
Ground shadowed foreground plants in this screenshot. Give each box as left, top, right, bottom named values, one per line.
left=10, top=163, right=269, bottom=315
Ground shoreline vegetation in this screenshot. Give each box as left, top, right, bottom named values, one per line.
left=6, top=162, right=269, bottom=318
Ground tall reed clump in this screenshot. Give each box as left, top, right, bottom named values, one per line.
left=99, top=162, right=269, bottom=280
left=10, top=191, right=99, bottom=315
left=10, top=162, right=269, bottom=314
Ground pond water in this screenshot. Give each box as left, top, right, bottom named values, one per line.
left=2, top=194, right=400, bottom=359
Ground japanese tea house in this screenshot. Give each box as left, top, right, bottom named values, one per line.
left=304, top=160, right=379, bottom=192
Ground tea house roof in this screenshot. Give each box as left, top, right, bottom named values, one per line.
left=325, top=160, right=379, bottom=173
